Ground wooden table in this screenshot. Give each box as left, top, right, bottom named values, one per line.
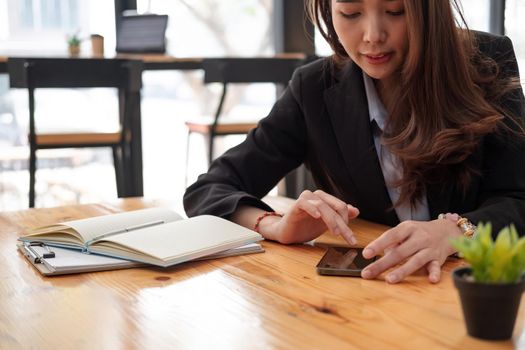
left=0, top=52, right=307, bottom=72
left=0, top=53, right=204, bottom=71
left=1, top=198, right=523, bottom=349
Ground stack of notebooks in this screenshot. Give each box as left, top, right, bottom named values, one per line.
left=17, top=208, right=264, bottom=276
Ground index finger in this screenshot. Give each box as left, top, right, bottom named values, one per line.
left=362, top=225, right=411, bottom=259
left=312, top=190, right=350, bottom=225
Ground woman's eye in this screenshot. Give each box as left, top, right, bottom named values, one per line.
left=387, top=10, right=405, bottom=16
left=340, top=11, right=361, bottom=19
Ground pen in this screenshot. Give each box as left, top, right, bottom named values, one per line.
left=84, top=220, right=165, bottom=249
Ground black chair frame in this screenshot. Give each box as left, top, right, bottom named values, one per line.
left=8, top=57, right=142, bottom=207
left=187, top=57, right=304, bottom=168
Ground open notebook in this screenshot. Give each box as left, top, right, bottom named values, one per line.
left=18, top=208, right=263, bottom=268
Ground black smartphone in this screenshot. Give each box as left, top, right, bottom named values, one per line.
left=316, top=247, right=377, bottom=277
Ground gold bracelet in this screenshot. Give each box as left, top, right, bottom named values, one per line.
left=456, top=217, right=477, bottom=238
left=438, top=213, right=477, bottom=238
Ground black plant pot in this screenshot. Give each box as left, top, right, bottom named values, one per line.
left=453, top=267, right=525, bottom=340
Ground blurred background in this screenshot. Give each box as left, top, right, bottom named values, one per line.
left=0, top=0, right=523, bottom=213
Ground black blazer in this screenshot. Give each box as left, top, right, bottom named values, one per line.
left=184, top=32, right=525, bottom=235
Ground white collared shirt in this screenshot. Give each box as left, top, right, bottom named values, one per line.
left=362, top=72, right=430, bottom=222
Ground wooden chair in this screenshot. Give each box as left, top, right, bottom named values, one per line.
left=185, top=57, right=304, bottom=184
left=8, top=57, right=142, bottom=207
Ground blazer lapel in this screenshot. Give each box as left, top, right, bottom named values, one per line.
left=323, top=62, right=399, bottom=225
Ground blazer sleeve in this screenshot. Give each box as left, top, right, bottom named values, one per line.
left=183, top=68, right=309, bottom=219
left=463, top=35, right=525, bottom=235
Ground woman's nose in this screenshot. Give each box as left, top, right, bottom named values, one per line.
left=363, top=18, right=386, bottom=44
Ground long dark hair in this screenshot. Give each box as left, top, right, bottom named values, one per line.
left=307, top=0, right=523, bottom=207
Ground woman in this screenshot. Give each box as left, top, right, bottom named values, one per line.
left=184, top=0, right=525, bottom=283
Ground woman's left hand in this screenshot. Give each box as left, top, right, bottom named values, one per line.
left=360, top=219, right=462, bottom=283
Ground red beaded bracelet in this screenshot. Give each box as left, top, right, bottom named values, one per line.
left=253, top=212, right=283, bottom=233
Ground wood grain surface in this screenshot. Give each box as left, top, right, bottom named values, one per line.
left=0, top=198, right=523, bottom=349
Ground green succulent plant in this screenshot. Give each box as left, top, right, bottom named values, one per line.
left=67, top=31, right=81, bottom=46
left=451, top=223, right=525, bottom=283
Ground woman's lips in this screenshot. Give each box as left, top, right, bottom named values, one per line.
left=363, top=52, right=393, bottom=65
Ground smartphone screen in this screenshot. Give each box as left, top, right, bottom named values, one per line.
left=316, top=247, right=376, bottom=277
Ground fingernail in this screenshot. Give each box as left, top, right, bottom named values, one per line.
left=333, top=227, right=340, bottom=236
left=363, top=248, right=373, bottom=258
left=347, top=205, right=360, bottom=215
left=387, top=274, right=399, bottom=283
left=362, top=269, right=372, bottom=279
left=350, top=236, right=357, bottom=245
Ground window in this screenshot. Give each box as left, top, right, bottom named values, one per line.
left=457, top=0, right=490, bottom=32
left=17, top=0, right=80, bottom=32
left=134, top=0, right=277, bottom=195
left=136, top=0, right=273, bottom=57
left=0, top=0, right=118, bottom=210
left=505, top=0, right=525, bottom=86
left=1, top=0, right=86, bottom=50
left=0, top=0, right=114, bottom=52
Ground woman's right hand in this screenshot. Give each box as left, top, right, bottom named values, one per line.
left=258, top=190, right=360, bottom=245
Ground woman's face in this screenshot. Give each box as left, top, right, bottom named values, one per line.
left=331, top=0, right=409, bottom=82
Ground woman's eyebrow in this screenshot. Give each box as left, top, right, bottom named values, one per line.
left=336, top=0, right=398, bottom=2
